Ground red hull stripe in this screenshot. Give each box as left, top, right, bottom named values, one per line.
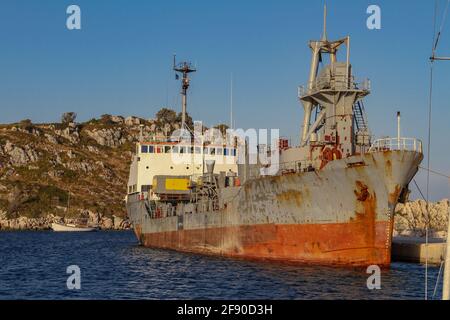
left=135, top=221, right=392, bottom=266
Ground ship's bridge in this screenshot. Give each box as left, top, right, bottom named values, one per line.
left=127, top=140, right=239, bottom=195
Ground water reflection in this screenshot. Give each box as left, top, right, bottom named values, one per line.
left=0, top=231, right=442, bottom=300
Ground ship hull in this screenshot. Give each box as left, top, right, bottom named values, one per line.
left=127, top=150, right=423, bottom=267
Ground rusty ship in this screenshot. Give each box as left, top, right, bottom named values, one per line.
left=126, top=11, right=423, bottom=267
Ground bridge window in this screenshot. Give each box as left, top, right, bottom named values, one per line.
left=141, top=145, right=148, bottom=153
left=216, top=148, right=223, bottom=155
left=156, top=147, right=163, bottom=154
left=209, top=148, right=216, bottom=155
left=232, top=149, right=237, bottom=156
left=195, top=147, right=202, bottom=154
left=148, top=146, right=154, bottom=153
left=165, top=146, right=172, bottom=153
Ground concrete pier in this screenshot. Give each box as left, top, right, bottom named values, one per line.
left=392, top=237, right=446, bottom=264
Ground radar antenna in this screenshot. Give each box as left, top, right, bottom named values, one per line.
left=173, top=55, right=197, bottom=130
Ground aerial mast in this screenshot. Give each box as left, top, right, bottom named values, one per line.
left=173, top=55, right=197, bottom=130
left=299, top=5, right=351, bottom=147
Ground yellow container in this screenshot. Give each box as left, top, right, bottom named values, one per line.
left=165, top=178, right=190, bottom=191
left=153, top=175, right=191, bottom=194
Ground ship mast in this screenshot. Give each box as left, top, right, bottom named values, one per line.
left=300, top=5, right=351, bottom=147
left=173, top=55, right=197, bottom=130
left=298, top=5, right=371, bottom=159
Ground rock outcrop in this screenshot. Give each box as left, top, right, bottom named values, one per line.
left=84, top=128, right=126, bottom=147
left=125, top=116, right=143, bottom=126
left=54, top=125, right=80, bottom=144
left=2, top=141, right=39, bottom=166
left=394, top=199, right=449, bottom=238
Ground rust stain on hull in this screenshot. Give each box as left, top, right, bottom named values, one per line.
left=276, top=190, right=303, bottom=207
left=136, top=221, right=392, bottom=267
left=385, top=159, right=392, bottom=178
left=353, top=180, right=377, bottom=263
left=389, top=185, right=403, bottom=205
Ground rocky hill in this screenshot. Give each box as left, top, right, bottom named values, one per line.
left=0, top=110, right=197, bottom=230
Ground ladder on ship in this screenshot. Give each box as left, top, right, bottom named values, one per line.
left=353, top=100, right=369, bottom=132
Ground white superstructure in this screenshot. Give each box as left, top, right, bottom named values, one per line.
left=127, top=140, right=239, bottom=196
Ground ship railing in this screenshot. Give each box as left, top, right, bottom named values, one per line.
left=298, top=77, right=371, bottom=97
left=278, top=160, right=315, bottom=174
left=368, top=137, right=423, bottom=154
left=141, top=135, right=184, bottom=143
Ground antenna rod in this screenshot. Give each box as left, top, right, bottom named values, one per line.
left=431, top=56, right=450, bottom=60
left=322, top=4, right=327, bottom=41
left=230, top=73, right=233, bottom=130
left=181, top=76, right=187, bottom=128
left=173, top=59, right=197, bottom=130
left=346, top=36, right=350, bottom=85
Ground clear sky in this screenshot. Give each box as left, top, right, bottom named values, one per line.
left=0, top=0, right=449, bottom=201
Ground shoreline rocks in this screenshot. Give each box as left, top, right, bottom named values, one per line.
left=394, top=199, right=449, bottom=238
left=0, top=210, right=131, bottom=231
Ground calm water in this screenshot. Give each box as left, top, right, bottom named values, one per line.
left=0, top=231, right=443, bottom=300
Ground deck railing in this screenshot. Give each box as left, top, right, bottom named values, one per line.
left=368, top=137, right=423, bottom=153
left=278, top=160, right=315, bottom=174
left=298, top=77, right=371, bottom=97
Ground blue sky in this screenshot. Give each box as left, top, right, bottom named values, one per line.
left=0, top=0, right=449, bottom=200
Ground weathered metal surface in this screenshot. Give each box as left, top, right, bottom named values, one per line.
left=139, top=222, right=391, bottom=266
left=127, top=150, right=423, bottom=266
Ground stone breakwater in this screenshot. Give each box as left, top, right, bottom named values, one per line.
left=0, top=210, right=131, bottom=231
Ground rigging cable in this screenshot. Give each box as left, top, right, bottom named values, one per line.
left=433, top=0, right=450, bottom=55
left=433, top=261, right=446, bottom=299
left=420, top=166, right=450, bottom=179
left=425, top=0, right=440, bottom=301
left=425, top=0, right=450, bottom=300
left=413, top=178, right=446, bottom=300
left=413, top=179, right=427, bottom=203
